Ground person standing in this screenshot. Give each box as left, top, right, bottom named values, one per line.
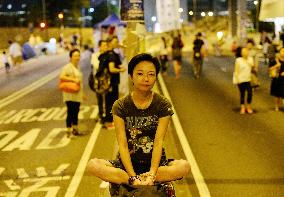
left=246, top=39, right=260, bottom=88
left=2, top=51, right=11, bottom=73
left=90, top=40, right=110, bottom=124
left=59, top=49, right=84, bottom=137
left=159, top=36, right=169, bottom=75
left=269, top=47, right=284, bottom=111
left=8, top=40, right=23, bottom=67
left=171, top=33, right=184, bottom=79
left=192, top=32, right=205, bottom=78
left=103, top=37, right=126, bottom=129
left=233, top=47, right=255, bottom=114
left=87, top=53, right=190, bottom=196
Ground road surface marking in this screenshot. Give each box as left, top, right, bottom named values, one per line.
left=64, top=122, right=102, bottom=197
left=52, top=163, right=70, bottom=175
left=158, top=74, right=211, bottom=197
left=36, top=167, right=48, bottom=177
left=17, top=168, right=29, bottom=179
left=0, top=69, right=60, bottom=110
left=4, top=179, right=21, bottom=190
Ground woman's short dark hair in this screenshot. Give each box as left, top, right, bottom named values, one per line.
left=128, top=53, right=160, bottom=76
left=69, top=48, right=80, bottom=58
left=235, top=46, right=243, bottom=58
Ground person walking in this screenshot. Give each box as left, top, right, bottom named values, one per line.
left=59, top=49, right=84, bottom=137
left=233, top=47, right=255, bottom=114
left=269, top=47, right=284, bottom=111
left=171, top=33, right=184, bottom=79
left=192, top=32, right=205, bottom=78
left=87, top=53, right=190, bottom=196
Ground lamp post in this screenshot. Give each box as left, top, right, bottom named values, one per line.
left=254, top=0, right=259, bottom=32
left=41, top=0, right=48, bottom=41
left=192, top=0, right=197, bottom=22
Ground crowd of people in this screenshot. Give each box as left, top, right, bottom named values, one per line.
left=233, top=35, right=284, bottom=114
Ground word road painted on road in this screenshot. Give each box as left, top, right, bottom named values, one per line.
left=0, top=105, right=98, bottom=124
left=0, top=163, right=70, bottom=196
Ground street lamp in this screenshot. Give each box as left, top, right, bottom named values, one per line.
left=208, top=11, right=214, bottom=17
left=189, top=11, right=193, bottom=16
left=253, top=0, right=258, bottom=5
left=201, top=12, right=206, bottom=17
left=178, top=8, right=183, bottom=13
left=40, top=22, right=46, bottom=29
left=58, top=12, right=64, bottom=29
left=151, top=16, right=157, bottom=22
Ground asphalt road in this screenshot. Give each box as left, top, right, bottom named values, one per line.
left=1, top=51, right=283, bottom=197
left=163, top=54, right=284, bottom=197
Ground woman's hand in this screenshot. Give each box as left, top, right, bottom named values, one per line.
left=132, top=178, right=143, bottom=186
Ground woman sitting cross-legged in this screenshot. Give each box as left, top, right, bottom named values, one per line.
left=87, top=53, right=190, bottom=195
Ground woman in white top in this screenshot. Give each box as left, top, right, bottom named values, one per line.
left=59, top=49, right=83, bottom=137
left=234, top=47, right=254, bottom=114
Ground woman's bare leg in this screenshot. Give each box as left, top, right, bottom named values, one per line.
left=173, top=60, right=181, bottom=79
left=155, top=159, right=190, bottom=182
left=87, top=158, right=129, bottom=184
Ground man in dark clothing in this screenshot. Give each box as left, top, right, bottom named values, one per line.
left=103, top=37, right=126, bottom=129
left=192, top=32, right=205, bottom=78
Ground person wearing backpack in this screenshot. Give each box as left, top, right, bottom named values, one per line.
left=89, top=40, right=110, bottom=124
left=192, top=32, right=205, bottom=79
left=102, top=37, right=126, bottom=129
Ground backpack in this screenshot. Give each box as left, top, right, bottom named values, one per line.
left=193, top=39, right=204, bottom=59
left=91, top=53, right=111, bottom=94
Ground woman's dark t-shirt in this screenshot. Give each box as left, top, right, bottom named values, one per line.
left=112, top=92, right=174, bottom=165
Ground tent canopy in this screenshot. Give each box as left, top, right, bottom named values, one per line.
left=259, top=0, right=284, bottom=20
left=94, top=13, right=126, bottom=28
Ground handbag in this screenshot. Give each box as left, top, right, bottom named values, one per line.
left=269, top=68, right=278, bottom=78
left=59, top=80, right=80, bottom=93
left=250, top=71, right=260, bottom=88
left=59, top=67, right=80, bottom=93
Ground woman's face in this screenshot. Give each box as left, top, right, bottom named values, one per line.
left=71, top=51, right=80, bottom=65
left=131, top=61, right=157, bottom=92
left=99, top=42, right=108, bottom=53
left=241, top=47, right=248, bottom=58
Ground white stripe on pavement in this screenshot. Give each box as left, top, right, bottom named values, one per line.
left=158, top=74, right=211, bottom=197
left=0, top=69, right=60, bottom=110
left=64, top=122, right=102, bottom=197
